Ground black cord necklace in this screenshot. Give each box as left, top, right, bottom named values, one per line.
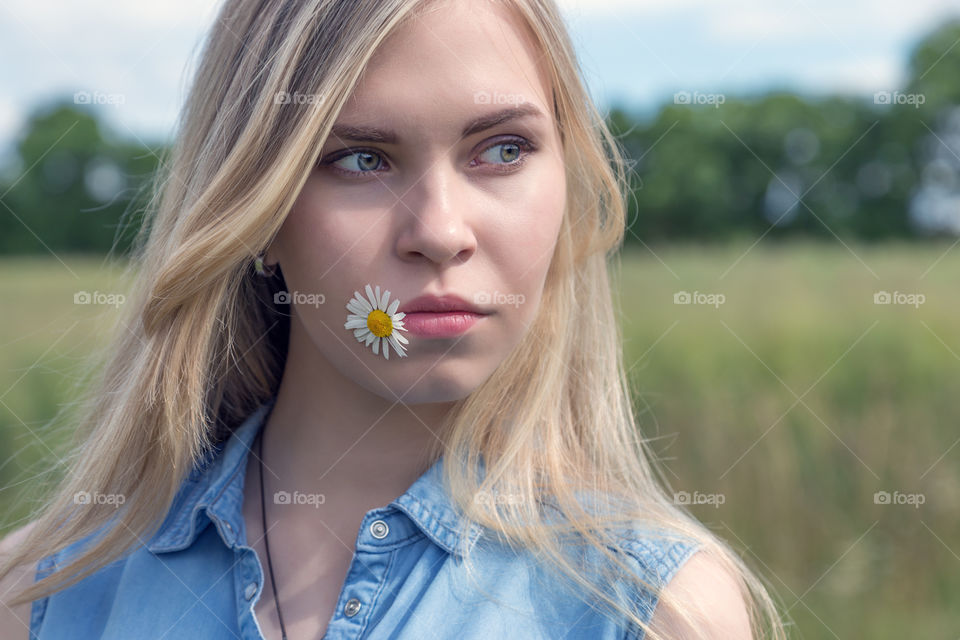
left=257, top=428, right=289, bottom=640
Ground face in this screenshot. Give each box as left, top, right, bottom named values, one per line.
left=266, top=0, right=566, bottom=404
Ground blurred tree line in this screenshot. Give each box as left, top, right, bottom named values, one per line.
left=0, top=103, right=157, bottom=256
left=1, top=19, right=958, bottom=256
left=608, top=18, right=960, bottom=243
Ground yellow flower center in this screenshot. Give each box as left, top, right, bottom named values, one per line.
left=367, top=309, right=393, bottom=337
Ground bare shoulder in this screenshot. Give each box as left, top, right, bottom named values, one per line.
left=648, top=549, right=753, bottom=639
left=0, top=520, right=41, bottom=640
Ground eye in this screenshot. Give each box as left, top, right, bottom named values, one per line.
left=319, top=136, right=537, bottom=178
left=326, top=150, right=386, bottom=175
left=474, top=137, right=536, bottom=171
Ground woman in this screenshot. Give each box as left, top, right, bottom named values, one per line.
left=0, top=0, right=787, bottom=638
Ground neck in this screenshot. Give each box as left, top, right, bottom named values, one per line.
left=261, top=313, right=454, bottom=502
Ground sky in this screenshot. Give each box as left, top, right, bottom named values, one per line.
left=1, top=0, right=959, bottom=155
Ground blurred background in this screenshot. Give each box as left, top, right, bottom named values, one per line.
left=1, top=0, right=959, bottom=637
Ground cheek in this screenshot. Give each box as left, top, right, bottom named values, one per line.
left=486, top=158, right=566, bottom=302
left=274, top=184, right=395, bottom=342
left=282, top=182, right=384, bottom=278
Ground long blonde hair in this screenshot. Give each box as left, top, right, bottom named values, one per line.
left=1, top=1, right=788, bottom=637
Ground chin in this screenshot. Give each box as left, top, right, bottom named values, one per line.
left=403, top=377, right=480, bottom=404
left=363, top=368, right=485, bottom=405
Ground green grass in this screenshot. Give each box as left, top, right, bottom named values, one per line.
left=0, top=255, right=129, bottom=528
left=1, top=242, right=958, bottom=637
left=614, top=240, right=960, bottom=638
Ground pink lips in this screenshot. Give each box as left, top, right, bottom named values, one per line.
left=401, top=312, right=486, bottom=337
left=399, top=294, right=491, bottom=338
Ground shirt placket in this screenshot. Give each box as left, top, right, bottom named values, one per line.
left=233, top=508, right=405, bottom=640
left=321, top=510, right=399, bottom=639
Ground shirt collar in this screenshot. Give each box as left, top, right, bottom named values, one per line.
left=146, top=397, right=484, bottom=557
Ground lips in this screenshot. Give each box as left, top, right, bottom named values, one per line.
left=397, top=294, right=492, bottom=339
left=398, top=294, right=490, bottom=315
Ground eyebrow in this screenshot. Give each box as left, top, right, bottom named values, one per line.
left=328, top=103, right=545, bottom=145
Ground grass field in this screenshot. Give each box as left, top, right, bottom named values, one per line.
left=1, top=241, right=958, bottom=638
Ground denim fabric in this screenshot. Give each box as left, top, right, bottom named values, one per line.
left=29, top=398, right=702, bottom=639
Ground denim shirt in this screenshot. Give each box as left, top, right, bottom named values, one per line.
left=29, top=398, right=702, bottom=639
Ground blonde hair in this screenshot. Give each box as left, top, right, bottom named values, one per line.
left=1, top=1, right=787, bottom=637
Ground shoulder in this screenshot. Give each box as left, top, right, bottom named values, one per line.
left=0, top=520, right=41, bottom=640
left=648, top=549, right=753, bottom=639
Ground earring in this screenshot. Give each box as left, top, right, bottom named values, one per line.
left=254, top=253, right=276, bottom=277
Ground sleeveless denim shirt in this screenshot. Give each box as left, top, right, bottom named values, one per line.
left=29, top=398, right=702, bottom=639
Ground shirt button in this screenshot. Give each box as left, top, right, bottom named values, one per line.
left=244, top=582, right=258, bottom=600
left=369, top=519, right=389, bottom=539
left=344, top=598, right=362, bottom=617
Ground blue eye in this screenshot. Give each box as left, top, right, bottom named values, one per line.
left=473, top=138, right=536, bottom=172
left=320, top=136, right=535, bottom=178
left=478, top=141, right=523, bottom=164
left=330, top=150, right=384, bottom=174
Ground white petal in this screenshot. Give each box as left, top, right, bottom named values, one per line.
left=394, top=311, right=406, bottom=320
left=351, top=292, right=371, bottom=314
left=345, top=318, right=367, bottom=329
left=354, top=328, right=368, bottom=340
left=365, top=285, right=376, bottom=308
left=372, top=336, right=380, bottom=355
left=387, top=299, right=400, bottom=315
left=383, top=339, right=390, bottom=359
left=375, top=285, right=383, bottom=309
left=364, top=332, right=376, bottom=346
left=382, top=290, right=391, bottom=310
left=388, top=333, right=406, bottom=356
left=393, top=331, right=409, bottom=345
left=347, top=300, right=366, bottom=315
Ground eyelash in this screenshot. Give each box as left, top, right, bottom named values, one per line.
left=318, top=136, right=537, bottom=178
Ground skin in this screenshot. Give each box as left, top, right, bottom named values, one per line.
left=246, top=0, right=567, bottom=637
left=649, top=551, right=754, bottom=638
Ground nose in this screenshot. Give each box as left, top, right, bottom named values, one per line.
left=395, top=164, right=477, bottom=266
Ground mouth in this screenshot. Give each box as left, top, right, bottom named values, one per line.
left=398, top=293, right=491, bottom=315
left=400, top=311, right=487, bottom=338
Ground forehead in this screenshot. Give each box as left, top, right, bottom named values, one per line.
left=342, top=0, right=553, bottom=127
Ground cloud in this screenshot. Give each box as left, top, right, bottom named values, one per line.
left=794, top=55, right=906, bottom=95
left=0, top=96, right=20, bottom=154
left=1, top=0, right=958, bottom=153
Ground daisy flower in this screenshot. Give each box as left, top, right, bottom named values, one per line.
left=344, top=284, right=410, bottom=360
